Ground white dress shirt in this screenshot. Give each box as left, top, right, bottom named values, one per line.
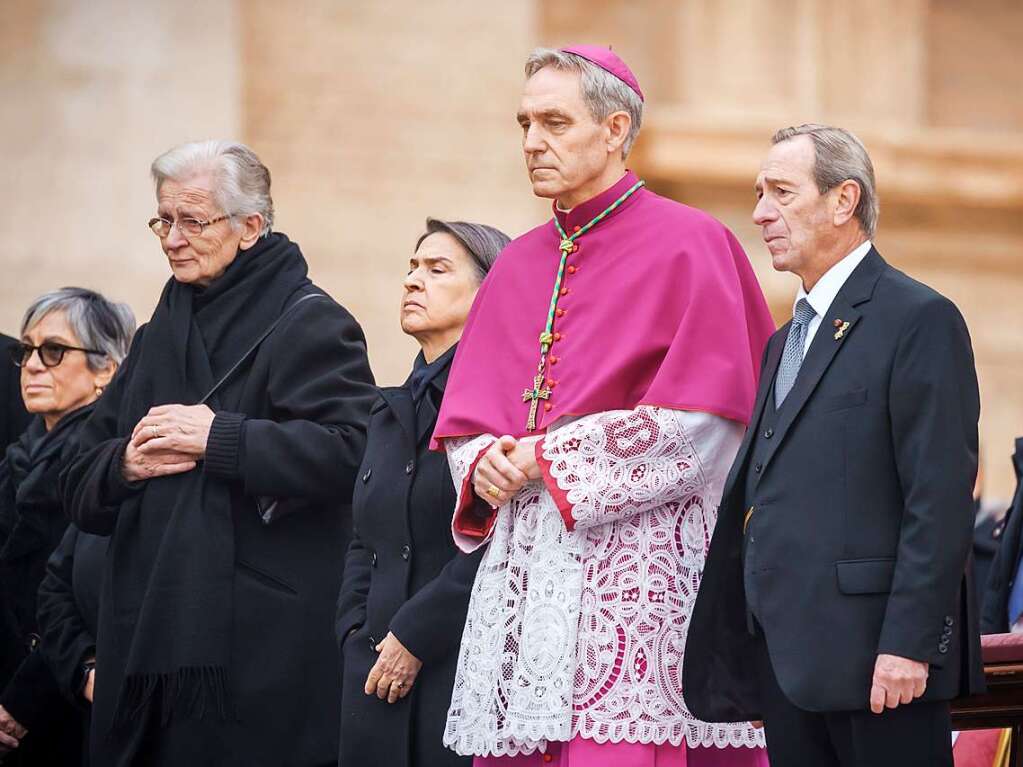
left=795, top=240, right=872, bottom=355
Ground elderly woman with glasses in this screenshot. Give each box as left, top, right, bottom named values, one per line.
left=62, top=140, right=377, bottom=767
left=0, top=288, right=134, bottom=765
left=336, top=218, right=509, bottom=767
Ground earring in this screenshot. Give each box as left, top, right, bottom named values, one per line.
left=95, top=386, right=104, bottom=397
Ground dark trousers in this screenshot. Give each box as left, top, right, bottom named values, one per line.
left=755, top=634, right=953, bottom=767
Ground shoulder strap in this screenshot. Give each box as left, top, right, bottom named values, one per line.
left=199, top=292, right=327, bottom=405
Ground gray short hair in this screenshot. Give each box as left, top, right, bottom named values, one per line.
left=525, top=48, right=644, bottom=159
left=772, top=124, right=879, bottom=238
left=151, top=140, right=274, bottom=237
left=416, top=219, right=510, bottom=283
left=21, top=287, right=136, bottom=371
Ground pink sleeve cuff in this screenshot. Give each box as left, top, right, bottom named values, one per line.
left=535, top=438, right=576, bottom=532
left=453, top=444, right=498, bottom=540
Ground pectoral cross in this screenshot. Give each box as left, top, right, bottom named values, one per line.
left=522, top=373, right=552, bottom=431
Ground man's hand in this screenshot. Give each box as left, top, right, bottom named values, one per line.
left=0, top=704, right=26, bottom=753
left=122, top=438, right=197, bottom=483
left=473, top=436, right=528, bottom=508
left=132, top=404, right=215, bottom=458
left=364, top=632, right=423, bottom=704
left=869, top=653, right=928, bottom=714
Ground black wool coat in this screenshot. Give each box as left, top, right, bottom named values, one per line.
left=981, top=438, right=1023, bottom=633
left=684, top=249, right=985, bottom=721
left=63, top=282, right=377, bottom=767
left=0, top=334, right=29, bottom=452
left=336, top=354, right=482, bottom=767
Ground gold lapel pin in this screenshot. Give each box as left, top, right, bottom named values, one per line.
left=833, top=319, right=851, bottom=340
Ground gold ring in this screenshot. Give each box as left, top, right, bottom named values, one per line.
left=393, top=680, right=405, bottom=689
left=150, top=425, right=160, bottom=438
left=487, top=485, right=502, bottom=499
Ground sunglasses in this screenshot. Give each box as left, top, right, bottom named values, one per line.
left=10, top=341, right=104, bottom=368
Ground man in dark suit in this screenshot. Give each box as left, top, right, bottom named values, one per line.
left=683, top=124, right=984, bottom=766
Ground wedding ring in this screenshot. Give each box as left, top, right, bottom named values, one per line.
left=487, top=485, right=502, bottom=499
left=150, top=425, right=160, bottom=439
left=395, top=681, right=405, bottom=689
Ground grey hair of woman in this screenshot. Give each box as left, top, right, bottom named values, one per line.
left=415, top=218, right=511, bottom=283
left=524, top=47, right=644, bottom=159
left=771, top=124, right=879, bottom=238
left=21, top=287, right=137, bottom=371
left=150, top=140, right=275, bottom=237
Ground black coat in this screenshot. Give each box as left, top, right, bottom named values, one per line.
left=336, top=353, right=481, bottom=767
left=0, top=409, right=93, bottom=766
left=684, top=249, right=985, bottom=720
left=0, top=334, right=29, bottom=451
left=63, top=276, right=377, bottom=767
left=981, top=438, right=1023, bottom=633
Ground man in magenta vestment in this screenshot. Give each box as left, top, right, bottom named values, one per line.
left=432, top=45, right=775, bottom=766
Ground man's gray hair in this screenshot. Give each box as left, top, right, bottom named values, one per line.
left=772, top=124, right=879, bottom=238
left=416, top=218, right=510, bottom=283
left=525, top=47, right=644, bottom=159
left=151, top=140, right=274, bottom=237
left=21, top=287, right=136, bottom=371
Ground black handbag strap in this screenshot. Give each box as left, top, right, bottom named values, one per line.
left=199, top=292, right=327, bottom=405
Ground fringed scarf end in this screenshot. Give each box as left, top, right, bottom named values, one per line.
left=112, top=665, right=234, bottom=731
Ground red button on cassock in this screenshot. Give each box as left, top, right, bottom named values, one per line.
left=573, top=225, right=581, bottom=233
left=567, top=265, right=577, bottom=274
left=543, top=754, right=554, bottom=764
left=550, top=356, right=559, bottom=364
left=553, top=333, right=562, bottom=341
left=560, top=288, right=569, bottom=296
left=556, top=308, right=566, bottom=317
left=544, top=403, right=553, bottom=412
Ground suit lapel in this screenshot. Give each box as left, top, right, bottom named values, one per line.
left=721, top=331, right=785, bottom=501
left=760, top=248, right=887, bottom=474
left=379, top=387, right=416, bottom=448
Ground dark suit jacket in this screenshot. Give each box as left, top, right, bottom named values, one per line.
left=683, top=248, right=984, bottom=720
left=336, top=354, right=481, bottom=767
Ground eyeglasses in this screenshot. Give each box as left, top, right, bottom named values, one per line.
left=148, top=214, right=232, bottom=238
left=10, top=341, right=104, bottom=368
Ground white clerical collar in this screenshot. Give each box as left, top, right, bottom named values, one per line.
left=796, top=240, right=872, bottom=318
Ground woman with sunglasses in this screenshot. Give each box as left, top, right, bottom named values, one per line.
left=0, top=287, right=135, bottom=765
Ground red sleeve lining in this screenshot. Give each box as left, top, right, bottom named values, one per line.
left=535, top=438, right=576, bottom=532
left=452, top=443, right=499, bottom=540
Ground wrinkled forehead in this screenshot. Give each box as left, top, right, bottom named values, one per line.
left=156, top=175, right=218, bottom=212
left=519, top=66, right=589, bottom=117
left=757, top=137, right=816, bottom=186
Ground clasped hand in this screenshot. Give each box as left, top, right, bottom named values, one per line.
left=870, top=653, right=929, bottom=714
left=472, top=435, right=542, bottom=508
left=0, top=704, right=27, bottom=754
left=122, top=404, right=215, bottom=483
left=364, top=632, right=423, bottom=704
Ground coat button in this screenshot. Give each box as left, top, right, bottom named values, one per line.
left=754, top=462, right=763, bottom=473
left=362, top=468, right=372, bottom=483
left=944, top=616, right=954, bottom=627
left=763, top=429, right=774, bottom=439
left=401, top=544, right=411, bottom=561
left=369, top=635, right=377, bottom=648
left=405, top=460, right=414, bottom=475
left=371, top=551, right=378, bottom=567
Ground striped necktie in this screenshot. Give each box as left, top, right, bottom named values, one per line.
left=774, top=298, right=817, bottom=407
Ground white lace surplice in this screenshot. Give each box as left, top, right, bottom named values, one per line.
left=442, top=406, right=766, bottom=757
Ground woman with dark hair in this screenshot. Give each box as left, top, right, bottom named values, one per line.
left=0, top=287, right=135, bottom=765
left=336, top=218, right=509, bottom=767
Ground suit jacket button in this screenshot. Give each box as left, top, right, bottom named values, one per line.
left=764, top=429, right=774, bottom=439
left=405, top=460, right=414, bottom=475
left=754, top=462, right=763, bottom=473
left=401, top=544, right=411, bottom=561
left=944, top=616, right=954, bottom=627
left=362, top=468, right=372, bottom=483
left=938, top=645, right=949, bottom=654
left=942, top=626, right=952, bottom=637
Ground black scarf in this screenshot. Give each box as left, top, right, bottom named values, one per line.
left=102, top=233, right=311, bottom=730
left=407, top=345, right=458, bottom=405
left=0, top=406, right=93, bottom=565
